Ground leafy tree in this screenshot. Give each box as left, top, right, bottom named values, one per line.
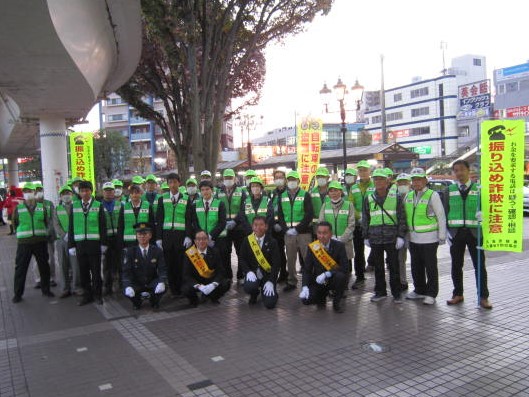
left=93, top=130, right=132, bottom=180
left=118, top=0, right=333, bottom=179
left=356, top=128, right=372, bottom=147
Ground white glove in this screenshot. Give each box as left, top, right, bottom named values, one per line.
left=364, top=239, right=370, bottom=248
left=226, top=220, right=236, bottom=230
left=273, top=223, right=282, bottom=232
left=125, top=287, right=135, bottom=298
left=395, top=237, right=405, bottom=250
left=207, top=236, right=215, bottom=248
left=438, top=239, right=446, bottom=246
left=202, top=283, right=217, bottom=295
left=183, top=237, right=192, bottom=248
left=299, top=286, right=310, bottom=300
left=68, top=247, right=76, bottom=256
left=286, top=228, right=298, bottom=236
left=263, top=281, right=274, bottom=297
left=101, top=245, right=108, bottom=254
left=154, top=282, right=165, bottom=294
left=198, top=285, right=207, bottom=294
left=316, top=272, right=330, bottom=285
left=476, top=211, right=483, bottom=222
left=246, top=271, right=257, bottom=282
left=331, top=236, right=340, bottom=241
left=156, top=240, right=163, bottom=249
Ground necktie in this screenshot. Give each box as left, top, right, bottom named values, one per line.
left=205, top=201, right=210, bottom=212
left=83, top=202, right=89, bottom=212
left=258, top=238, right=263, bottom=248
left=143, top=248, right=147, bottom=259
left=172, top=196, right=176, bottom=205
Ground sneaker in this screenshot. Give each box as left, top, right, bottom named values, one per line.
left=480, top=298, right=493, bottom=310
left=423, top=296, right=436, bottom=305
left=370, top=294, right=387, bottom=302
left=393, top=296, right=404, bottom=304
left=406, top=291, right=425, bottom=300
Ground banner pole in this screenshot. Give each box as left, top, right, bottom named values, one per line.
left=476, top=116, right=482, bottom=308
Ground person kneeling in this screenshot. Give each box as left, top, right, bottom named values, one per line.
left=182, top=230, right=230, bottom=306
left=299, top=221, right=348, bottom=313
left=122, top=223, right=167, bottom=310
left=239, top=216, right=280, bottom=309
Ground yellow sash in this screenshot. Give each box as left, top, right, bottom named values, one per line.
left=248, top=234, right=272, bottom=273
left=185, top=246, right=215, bottom=278
left=308, top=241, right=338, bottom=271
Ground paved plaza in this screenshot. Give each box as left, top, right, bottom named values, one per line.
left=1, top=220, right=529, bottom=397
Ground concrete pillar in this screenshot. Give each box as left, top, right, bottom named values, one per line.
left=39, top=117, right=69, bottom=204
left=6, top=157, right=19, bottom=187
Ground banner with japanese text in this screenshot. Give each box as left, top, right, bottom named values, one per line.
left=296, top=117, right=323, bottom=190
left=69, top=132, right=95, bottom=190
left=481, top=120, right=525, bottom=252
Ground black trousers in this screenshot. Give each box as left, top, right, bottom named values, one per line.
left=304, top=271, right=347, bottom=306
left=227, top=229, right=246, bottom=279
left=78, top=250, right=102, bottom=299
left=244, top=278, right=278, bottom=309
left=353, top=226, right=366, bottom=280
left=127, top=283, right=165, bottom=308
left=182, top=279, right=230, bottom=304
left=215, top=237, right=232, bottom=279
left=14, top=241, right=50, bottom=298
left=370, top=243, right=401, bottom=298
left=162, top=230, right=185, bottom=295
left=103, top=238, right=121, bottom=291
left=272, top=230, right=287, bottom=280
left=450, top=228, right=489, bottom=298
left=409, top=242, right=439, bottom=298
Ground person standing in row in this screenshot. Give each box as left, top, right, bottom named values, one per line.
left=142, top=174, right=160, bottom=214
left=241, top=177, right=273, bottom=234
left=395, top=173, right=412, bottom=290
left=310, top=167, right=330, bottom=229
left=117, top=184, right=155, bottom=250
left=270, top=169, right=288, bottom=283
left=185, top=178, right=200, bottom=204
left=101, top=182, right=122, bottom=296
left=343, top=168, right=357, bottom=203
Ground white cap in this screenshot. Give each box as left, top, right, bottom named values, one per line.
left=396, top=173, right=411, bottom=181
left=410, top=168, right=426, bottom=178
left=200, top=170, right=212, bottom=177
left=102, top=182, right=115, bottom=190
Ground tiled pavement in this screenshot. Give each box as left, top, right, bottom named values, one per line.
left=1, top=220, right=529, bottom=397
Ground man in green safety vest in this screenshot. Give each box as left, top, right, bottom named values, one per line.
left=155, top=173, right=194, bottom=297
left=403, top=168, right=446, bottom=305
left=241, top=177, right=273, bottom=234
left=277, top=170, right=314, bottom=292
left=446, top=160, right=492, bottom=309
left=101, top=182, right=122, bottom=296
left=185, top=178, right=200, bottom=205
left=310, top=167, right=331, bottom=229
left=52, top=185, right=80, bottom=298
left=12, top=182, right=55, bottom=303
left=270, top=169, right=288, bottom=283
left=343, top=168, right=357, bottom=203
left=142, top=174, right=160, bottom=214
left=216, top=168, right=246, bottom=282
left=112, top=179, right=125, bottom=202
left=241, top=169, right=257, bottom=194
left=117, top=184, right=155, bottom=250
left=395, top=173, right=412, bottom=290
left=68, top=181, right=107, bottom=306
left=362, top=169, right=406, bottom=304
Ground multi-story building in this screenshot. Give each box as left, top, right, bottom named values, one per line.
left=364, top=55, right=487, bottom=161
left=493, top=61, right=529, bottom=121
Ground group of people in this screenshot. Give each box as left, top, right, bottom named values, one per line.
left=11, top=158, right=492, bottom=313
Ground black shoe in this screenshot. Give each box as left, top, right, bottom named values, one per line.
left=210, top=298, right=220, bottom=305
left=283, top=284, right=296, bottom=292
left=77, top=296, right=94, bottom=306
left=59, top=291, right=72, bottom=299
left=95, top=298, right=103, bottom=305
left=34, top=282, right=41, bottom=289
left=351, top=278, right=365, bottom=290
left=317, top=300, right=326, bottom=309
left=42, top=290, right=55, bottom=298
left=133, top=303, right=141, bottom=310
left=151, top=302, right=160, bottom=309
left=50, top=280, right=57, bottom=287
left=333, top=303, right=344, bottom=313
left=249, top=294, right=258, bottom=305
left=400, top=283, right=409, bottom=291
left=365, top=265, right=374, bottom=273
left=12, top=296, right=22, bottom=303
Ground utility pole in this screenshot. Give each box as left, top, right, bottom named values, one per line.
left=380, top=54, right=387, bottom=145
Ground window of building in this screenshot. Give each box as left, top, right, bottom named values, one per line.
left=506, top=82, right=518, bottom=92
left=410, top=87, right=429, bottom=98
left=393, top=93, right=402, bottom=102
left=411, top=107, right=430, bottom=117
left=107, top=98, right=123, bottom=106
left=386, top=111, right=403, bottom=122
left=519, top=79, right=529, bottom=91
left=497, top=84, right=505, bottom=95
left=371, top=115, right=382, bottom=124
left=458, top=126, right=470, bottom=137
left=409, top=126, right=430, bottom=136
left=473, top=58, right=482, bottom=66
left=108, top=114, right=125, bottom=122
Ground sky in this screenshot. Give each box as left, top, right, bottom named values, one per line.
left=74, top=0, right=528, bottom=146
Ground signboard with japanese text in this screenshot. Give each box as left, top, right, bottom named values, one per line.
left=69, top=132, right=95, bottom=189
left=506, top=105, right=529, bottom=118
left=296, top=117, right=323, bottom=190
left=411, top=146, right=432, bottom=155
left=480, top=120, right=525, bottom=252
left=371, top=129, right=409, bottom=144
left=458, top=80, right=490, bottom=121
left=495, top=62, right=529, bottom=82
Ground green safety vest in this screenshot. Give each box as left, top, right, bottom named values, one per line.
left=244, top=195, right=269, bottom=225
left=40, top=199, right=53, bottom=221
left=368, top=191, right=397, bottom=226
left=122, top=200, right=151, bottom=242
left=344, top=185, right=355, bottom=204
left=103, top=200, right=121, bottom=237
left=271, top=189, right=284, bottom=221
left=388, top=184, right=398, bottom=195
left=55, top=204, right=70, bottom=234
left=280, top=189, right=306, bottom=228
left=161, top=192, right=188, bottom=231
left=72, top=200, right=101, bottom=241
left=323, top=200, right=351, bottom=238
left=142, top=192, right=160, bottom=214
left=195, top=198, right=226, bottom=237
left=351, top=180, right=375, bottom=218
left=447, top=183, right=479, bottom=228
left=16, top=203, right=47, bottom=239
left=310, top=187, right=329, bottom=223
left=404, top=189, right=439, bottom=232
left=216, top=187, right=243, bottom=220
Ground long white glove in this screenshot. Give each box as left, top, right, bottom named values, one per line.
left=207, top=235, right=215, bottom=247
left=154, top=283, right=165, bottom=294
left=156, top=240, right=163, bottom=249
left=101, top=245, right=108, bottom=254
left=395, top=237, right=405, bottom=250
left=273, top=223, right=282, bottom=232
left=286, top=228, right=298, bottom=236
left=125, top=287, right=135, bottom=298
left=226, top=220, right=236, bottom=230
left=183, top=237, right=192, bottom=248
left=246, top=271, right=257, bottom=282
left=364, top=239, right=370, bottom=248
left=476, top=211, right=483, bottom=222
left=202, top=283, right=217, bottom=295
left=68, top=247, right=77, bottom=256
left=263, top=281, right=274, bottom=297
left=299, top=286, right=310, bottom=300
left=316, top=271, right=331, bottom=285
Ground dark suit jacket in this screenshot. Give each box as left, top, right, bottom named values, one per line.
left=302, top=239, right=348, bottom=286
left=183, top=246, right=227, bottom=285
left=122, top=244, right=167, bottom=288
left=238, top=234, right=280, bottom=283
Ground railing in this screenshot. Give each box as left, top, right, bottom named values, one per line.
left=130, top=132, right=151, bottom=141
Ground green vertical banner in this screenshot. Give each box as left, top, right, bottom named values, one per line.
left=69, top=132, right=96, bottom=189
left=481, top=119, right=525, bottom=252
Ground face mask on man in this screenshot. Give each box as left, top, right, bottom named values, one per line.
left=345, top=176, right=355, bottom=185
left=62, top=194, right=72, bottom=203
left=35, top=191, right=44, bottom=199
left=224, top=179, right=234, bottom=188
left=251, top=186, right=261, bottom=196
left=115, top=188, right=122, bottom=196
left=186, top=186, right=197, bottom=196
left=287, top=181, right=298, bottom=190
left=331, top=198, right=342, bottom=204
left=23, top=192, right=35, bottom=201
left=397, top=185, right=410, bottom=195
left=274, top=178, right=285, bottom=187
left=316, top=178, right=327, bottom=187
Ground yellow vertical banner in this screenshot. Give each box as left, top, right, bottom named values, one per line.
left=69, top=132, right=96, bottom=189
left=480, top=120, right=525, bottom=252
left=297, top=117, right=323, bottom=190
